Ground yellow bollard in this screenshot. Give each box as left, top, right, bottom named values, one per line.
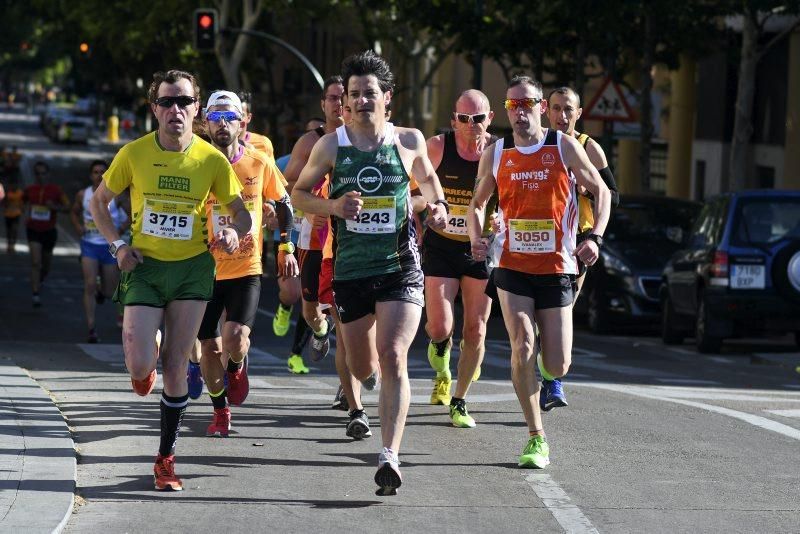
left=107, top=115, right=119, bottom=143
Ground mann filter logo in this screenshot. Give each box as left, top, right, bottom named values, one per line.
left=541, top=153, right=555, bottom=167
left=357, top=166, right=383, bottom=193
left=159, top=175, right=190, bottom=192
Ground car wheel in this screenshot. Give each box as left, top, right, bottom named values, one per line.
left=696, top=294, right=723, bottom=354
left=772, top=240, right=800, bottom=303
left=661, top=293, right=685, bottom=345
left=587, top=286, right=611, bottom=334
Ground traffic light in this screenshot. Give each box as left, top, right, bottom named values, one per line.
left=193, top=8, right=218, bottom=51
left=79, top=42, right=90, bottom=54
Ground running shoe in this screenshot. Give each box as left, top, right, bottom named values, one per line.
left=273, top=304, right=292, bottom=337
left=95, top=290, right=105, bottom=305
left=331, top=385, right=349, bottom=411
left=449, top=398, right=476, bottom=428
left=287, top=354, right=309, bottom=374
left=362, top=371, right=379, bottom=391
left=375, top=447, right=402, bottom=496
left=346, top=409, right=372, bottom=439
left=226, top=356, right=249, bottom=406
left=430, top=375, right=452, bottom=405
left=518, top=435, right=550, bottom=469
left=187, top=361, right=203, bottom=400
left=309, top=318, right=331, bottom=362
left=540, top=378, right=568, bottom=412
left=427, top=339, right=451, bottom=378
left=32, top=294, right=41, bottom=308
left=206, top=407, right=231, bottom=437
left=87, top=329, right=99, bottom=344
left=131, top=369, right=157, bottom=396
left=154, top=454, right=183, bottom=491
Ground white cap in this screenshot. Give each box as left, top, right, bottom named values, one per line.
left=205, top=90, right=243, bottom=114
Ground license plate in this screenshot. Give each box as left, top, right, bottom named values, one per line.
left=730, top=264, right=765, bottom=289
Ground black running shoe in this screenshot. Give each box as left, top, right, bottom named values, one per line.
left=346, top=409, right=372, bottom=440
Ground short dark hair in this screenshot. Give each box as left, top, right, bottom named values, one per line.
left=548, top=86, right=580, bottom=107
left=508, top=75, right=543, bottom=98
left=322, top=76, right=343, bottom=99
left=89, top=159, right=107, bottom=171
left=341, top=50, right=394, bottom=93
left=148, top=69, right=200, bottom=103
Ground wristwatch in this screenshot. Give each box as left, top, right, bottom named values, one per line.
left=278, top=241, right=295, bottom=254
left=586, top=233, right=604, bottom=248
left=108, top=239, right=128, bottom=258
left=434, top=199, right=450, bottom=214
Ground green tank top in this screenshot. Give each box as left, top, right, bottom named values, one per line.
left=329, top=123, right=419, bottom=280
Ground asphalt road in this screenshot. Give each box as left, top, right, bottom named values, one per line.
left=2, top=107, right=800, bottom=533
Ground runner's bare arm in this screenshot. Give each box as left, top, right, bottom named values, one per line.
left=467, top=144, right=497, bottom=260
left=400, top=129, right=446, bottom=229
left=292, top=134, right=358, bottom=218
left=281, top=131, right=316, bottom=193
left=89, top=182, right=123, bottom=245
left=426, top=134, right=445, bottom=171
left=70, top=189, right=84, bottom=234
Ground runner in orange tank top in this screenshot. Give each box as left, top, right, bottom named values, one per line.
left=468, top=75, right=611, bottom=470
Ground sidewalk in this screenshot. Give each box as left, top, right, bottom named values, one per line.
left=0, top=358, right=75, bottom=533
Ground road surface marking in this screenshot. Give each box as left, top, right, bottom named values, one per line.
left=525, top=473, right=599, bottom=534
left=654, top=378, right=721, bottom=385
left=765, top=409, right=800, bottom=418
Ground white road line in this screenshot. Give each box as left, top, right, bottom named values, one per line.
left=525, top=474, right=599, bottom=534
left=765, top=409, right=800, bottom=418
left=654, top=378, right=720, bottom=385
left=579, top=382, right=800, bottom=441
left=708, top=356, right=735, bottom=364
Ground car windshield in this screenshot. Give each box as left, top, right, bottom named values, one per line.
left=606, top=202, right=699, bottom=244
left=731, top=198, right=800, bottom=246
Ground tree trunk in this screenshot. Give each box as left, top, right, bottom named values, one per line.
left=575, top=34, right=586, bottom=132
left=639, top=11, right=654, bottom=192
left=216, top=0, right=263, bottom=91
left=728, top=14, right=759, bottom=192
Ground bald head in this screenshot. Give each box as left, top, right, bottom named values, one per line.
left=456, top=89, right=490, bottom=113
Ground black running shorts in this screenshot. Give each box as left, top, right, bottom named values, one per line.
left=197, top=275, right=261, bottom=339
left=333, top=269, right=424, bottom=323
left=491, top=268, right=574, bottom=310
left=298, top=248, right=322, bottom=302
left=421, top=230, right=489, bottom=280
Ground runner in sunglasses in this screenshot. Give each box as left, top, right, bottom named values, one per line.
left=422, top=90, right=497, bottom=428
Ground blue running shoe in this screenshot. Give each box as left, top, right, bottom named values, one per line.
left=187, top=361, right=204, bottom=400
left=540, top=378, right=568, bottom=412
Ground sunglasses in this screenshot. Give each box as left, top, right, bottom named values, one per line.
left=453, top=112, right=487, bottom=124
left=503, top=98, right=542, bottom=111
left=154, top=96, right=197, bottom=108
left=206, top=110, right=242, bottom=123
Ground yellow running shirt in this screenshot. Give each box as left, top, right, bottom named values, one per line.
left=103, top=132, right=242, bottom=261
left=206, top=146, right=288, bottom=280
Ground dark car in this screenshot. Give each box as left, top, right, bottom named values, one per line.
left=576, top=195, right=701, bottom=333
left=660, top=190, right=800, bottom=353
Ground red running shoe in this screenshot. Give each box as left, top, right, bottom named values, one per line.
left=131, top=369, right=157, bottom=396
left=206, top=407, right=231, bottom=437
left=226, top=356, right=249, bottom=406
left=154, top=454, right=183, bottom=491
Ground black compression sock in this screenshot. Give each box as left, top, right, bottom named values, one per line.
left=210, top=389, right=227, bottom=410
left=291, top=316, right=312, bottom=354
left=159, top=392, right=188, bottom=457
left=433, top=338, right=451, bottom=357
left=226, top=358, right=243, bottom=372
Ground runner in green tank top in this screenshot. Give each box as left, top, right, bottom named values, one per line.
left=292, top=51, right=447, bottom=496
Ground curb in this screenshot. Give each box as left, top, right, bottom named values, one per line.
left=750, top=352, right=800, bottom=374
left=0, top=360, right=75, bottom=533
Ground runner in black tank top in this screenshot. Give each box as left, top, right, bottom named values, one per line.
left=423, top=89, right=497, bottom=429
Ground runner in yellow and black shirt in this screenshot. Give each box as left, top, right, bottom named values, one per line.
left=90, top=70, right=250, bottom=492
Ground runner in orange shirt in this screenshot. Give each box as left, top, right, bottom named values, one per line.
left=198, top=91, right=298, bottom=437
left=468, top=75, right=610, bottom=469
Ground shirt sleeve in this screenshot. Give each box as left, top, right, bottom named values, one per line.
left=103, top=145, right=133, bottom=195
left=262, top=161, right=288, bottom=201
left=212, top=155, right=243, bottom=205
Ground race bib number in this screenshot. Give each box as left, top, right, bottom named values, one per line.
left=346, top=196, right=395, bottom=234
left=84, top=219, right=100, bottom=235
left=293, top=209, right=305, bottom=232
left=509, top=219, right=556, bottom=253
left=142, top=199, right=194, bottom=240
left=444, top=205, right=468, bottom=236
left=30, top=204, right=51, bottom=222
left=212, top=201, right=257, bottom=235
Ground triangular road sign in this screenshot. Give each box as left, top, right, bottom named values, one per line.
left=584, top=78, right=636, bottom=122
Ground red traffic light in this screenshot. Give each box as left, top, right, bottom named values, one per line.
left=79, top=42, right=90, bottom=53
left=199, top=14, right=213, bottom=29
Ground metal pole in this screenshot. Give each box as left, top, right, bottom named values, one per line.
left=222, top=28, right=325, bottom=90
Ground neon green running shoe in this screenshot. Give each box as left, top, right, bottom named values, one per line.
left=518, top=435, right=550, bottom=469
left=459, top=340, right=482, bottom=382
left=427, top=339, right=451, bottom=378
left=430, top=376, right=452, bottom=405
left=449, top=399, right=476, bottom=428
left=287, top=354, right=309, bottom=374
left=273, top=304, right=292, bottom=337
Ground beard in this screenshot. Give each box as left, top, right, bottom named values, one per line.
left=211, top=130, right=236, bottom=148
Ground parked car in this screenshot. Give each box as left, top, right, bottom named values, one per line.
left=54, top=115, right=90, bottom=144
left=660, top=190, right=800, bottom=353
left=575, top=195, right=701, bottom=333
